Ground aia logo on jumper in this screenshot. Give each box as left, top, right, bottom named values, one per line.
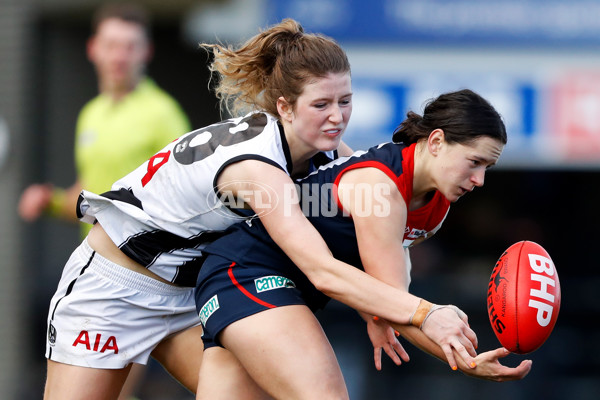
left=72, top=331, right=119, bottom=354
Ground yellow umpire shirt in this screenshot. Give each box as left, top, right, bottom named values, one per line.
left=75, top=78, right=190, bottom=236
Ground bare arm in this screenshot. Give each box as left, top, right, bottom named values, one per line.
left=219, top=160, right=477, bottom=370
left=337, top=167, right=477, bottom=369
left=18, top=180, right=81, bottom=222
left=337, top=167, right=532, bottom=380
left=218, top=160, right=421, bottom=323
left=338, top=168, right=410, bottom=288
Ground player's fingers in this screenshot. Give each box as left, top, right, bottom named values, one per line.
left=449, top=325, right=477, bottom=359
left=454, top=344, right=476, bottom=369
left=384, top=328, right=408, bottom=363
left=373, top=347, right=382, bottom=371
left=383, top=344, right=402, bottom=366
left=464, top=325, right=478, bottom=352
left=385, top=327, right=396, bottom=342
left=392, top=341, right=410, bottom=363
left=495, top=359, right=532, bottom=382
left=442, top=345, right=458, bottom=371
left=515, top=360, right=533, bottom=379
left=493, top=347, right=511, bottom=359
left=448, top=315, right=478, bottom=356
left=449, top=332, right=478, bottom=368
left=460, top=329, right=478, bottom=358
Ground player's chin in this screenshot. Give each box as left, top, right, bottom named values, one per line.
left=446, top=191, right=464, bottom=203
left=451, top=187, right=471, bottom=202
left=319, top=136, right=343, bottom=152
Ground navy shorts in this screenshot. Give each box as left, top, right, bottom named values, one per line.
left=195, top=254, right=329, bottom=349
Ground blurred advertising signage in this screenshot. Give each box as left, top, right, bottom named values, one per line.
left=344, top=72, right=600, bottom=168
left=268, top=0, right=600, bottom=47
left=344, top=77, right=541, bottom=169
left=346, top=68, right=600, bottom=169
left=551, top=72, right=600, bottom=163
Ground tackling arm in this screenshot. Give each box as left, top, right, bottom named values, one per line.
left=218, top=160, right=477, bottom=370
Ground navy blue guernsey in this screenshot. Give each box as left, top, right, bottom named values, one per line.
left=201, top=142, right=451, bottom=307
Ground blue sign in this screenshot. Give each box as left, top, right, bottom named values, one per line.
left=267, top=0, right=600, bottom=48
left=343, top=76, right=540, bottom=167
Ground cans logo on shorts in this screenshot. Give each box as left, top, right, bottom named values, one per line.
left=199, top=295, right=220, bottom=326
left=255, top=275, right=296, bottom=293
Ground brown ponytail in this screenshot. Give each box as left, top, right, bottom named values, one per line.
left=202, top=19, right=350, bottom=118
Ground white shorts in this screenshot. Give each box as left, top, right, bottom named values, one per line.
left=45, top=238, right=202, bottom=369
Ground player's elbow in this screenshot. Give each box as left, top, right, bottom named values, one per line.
left=311, top=275, right=334, bottom=295
left=307, top=268, right=345, bottom=298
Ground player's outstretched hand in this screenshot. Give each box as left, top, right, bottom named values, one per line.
left=459, top=347, right=532, bottom=381
left=420, top=305, right=478, bottom=371
left=367, top=316, right=409, bottom=371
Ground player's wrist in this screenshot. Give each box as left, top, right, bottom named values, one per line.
left=409, top=299, right=434, bottom=329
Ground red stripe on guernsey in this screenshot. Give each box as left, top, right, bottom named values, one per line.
left=332, top=160, right=401, bottom=215
left=227, top=262, right=276, bottom=309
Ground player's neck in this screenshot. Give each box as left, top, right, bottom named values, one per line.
left=411, top=141, right=436, bottom=205
left=282, top=125, right=319, bottom=178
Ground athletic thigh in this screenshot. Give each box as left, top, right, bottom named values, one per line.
left=44, top=360, right=131, bottom=400
left=151, top=324, right=205, bottom=393
left=219, top=305, right=348, bottom=400
left=197, top=346, right=271, bottom=400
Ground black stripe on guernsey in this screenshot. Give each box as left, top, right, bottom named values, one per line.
left=101, top=187, right=143, bottom=210
left=277, top=121, right=294, bottom=175
left=119, top=230, right=227, bottom=286
left=212, top=154, right=288, bottom=219
left=77, top=188, right=143, bottom=219
left=310, top=151, right=337, bottom=170
left=173, top=256, right=208, bottom=287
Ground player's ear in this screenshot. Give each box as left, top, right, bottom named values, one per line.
left=427, top=129, right=445, bottom=156
left=277, top=97, right=293, bottom=122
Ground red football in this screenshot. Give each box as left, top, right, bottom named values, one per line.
left=487, top=241, right=561, bottom=354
